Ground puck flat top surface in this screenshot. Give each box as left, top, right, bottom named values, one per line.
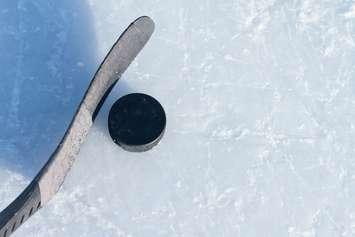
left=108, top=93, right=166, bottom=152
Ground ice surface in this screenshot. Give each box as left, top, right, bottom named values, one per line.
left=1, top=0, right=355, bottom=236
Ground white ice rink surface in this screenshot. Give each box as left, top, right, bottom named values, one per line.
left=1, top=0, right=355, bottom=236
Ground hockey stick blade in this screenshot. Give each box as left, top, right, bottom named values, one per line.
left=0, top=16, right=154, bottom=236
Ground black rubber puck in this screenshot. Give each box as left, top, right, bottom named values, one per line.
left=108, top=93, right=166, bottom=152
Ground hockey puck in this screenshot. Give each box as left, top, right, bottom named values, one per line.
left=108, top=93, right=166, bottom=152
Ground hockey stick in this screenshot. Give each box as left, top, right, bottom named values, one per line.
left=0, top=16, right=155, bottom=237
